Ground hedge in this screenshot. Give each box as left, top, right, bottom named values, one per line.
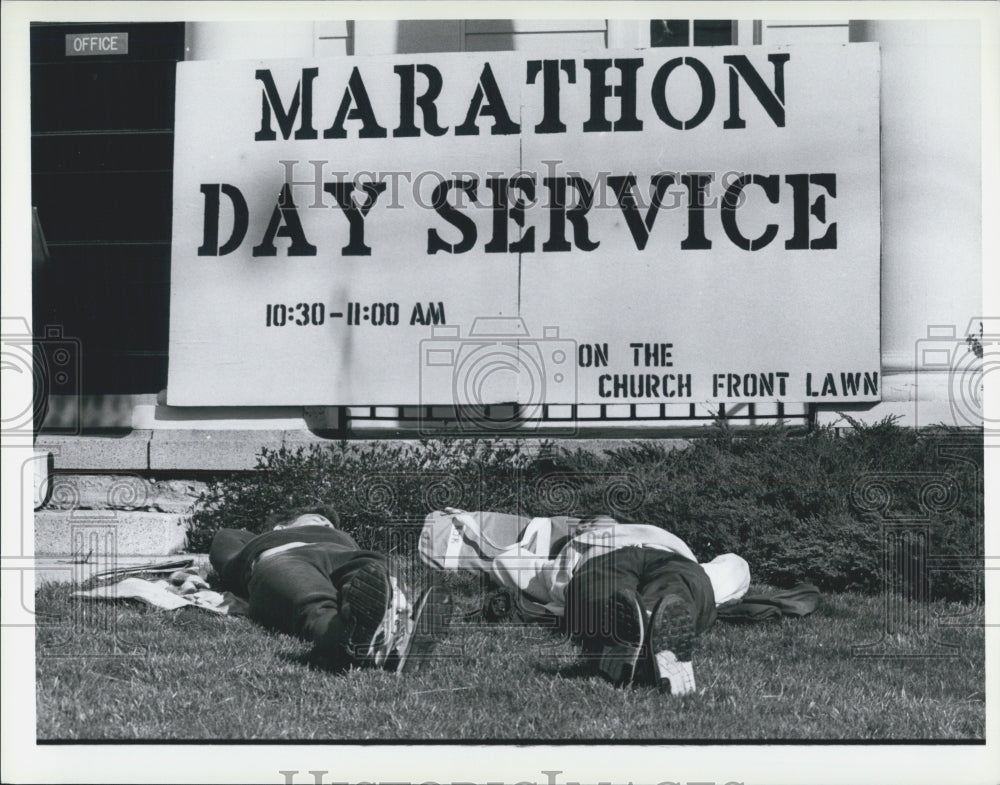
left=187, top=419, right=983, bottom=602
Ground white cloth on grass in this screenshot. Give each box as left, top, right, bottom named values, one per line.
left=75, top=576, right=248, bottom=615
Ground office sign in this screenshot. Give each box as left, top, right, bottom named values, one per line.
left=168, top=45, right=881, bottom=406
left=65, top=32, right=128, bottom=56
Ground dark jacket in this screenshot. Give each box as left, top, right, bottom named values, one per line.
left=209, top=526, right=364, bottom=596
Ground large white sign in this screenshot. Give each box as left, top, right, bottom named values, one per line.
left=168, top=45, right=881, bottom=407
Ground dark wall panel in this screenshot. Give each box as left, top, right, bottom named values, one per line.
left=31, top=22, right=183, bottom=403
left=33, top=170, right=174, bottom=244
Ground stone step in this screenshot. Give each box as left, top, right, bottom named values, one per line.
left=41, top=474, right=204, bottom=514
left=34, top=511, right=188, bottom=557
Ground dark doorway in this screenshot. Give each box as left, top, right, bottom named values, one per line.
left=30, top=22, right=185, bottom=422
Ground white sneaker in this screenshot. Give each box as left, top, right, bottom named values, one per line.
left=370, top=575, right=412, bottom=667
left=648, top=595, right=697, bottom=695
left=393, top=585, right=453, bottom=674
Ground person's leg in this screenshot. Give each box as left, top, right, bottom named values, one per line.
left=635, top=550, right=717, bottom=634
left=635, top=550, right=717, bottom=695
left=564, top=547, right=644, bottom=637
left=565, top=547, right=648, bottom=684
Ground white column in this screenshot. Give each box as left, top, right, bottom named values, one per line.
left=863, top=21, right=981, bottom=374
left=817, top=20, right=982, bottom=427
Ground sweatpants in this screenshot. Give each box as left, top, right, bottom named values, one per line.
left=565, top=546, right=717, bottom=640
left=246, top=542, right=385, bottom=657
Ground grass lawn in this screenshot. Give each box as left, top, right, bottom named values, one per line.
left=34, top=575, right=984, bottom=742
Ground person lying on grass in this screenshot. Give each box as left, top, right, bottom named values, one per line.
left=487, top=512, right=750, bottom=695
left=209, top=505, right=452, bottom=672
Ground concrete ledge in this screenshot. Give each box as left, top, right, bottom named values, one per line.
left=149, top=429, right=285, bottom=470
left=281, top=429, right=347, bottom=448
left=133, top=402, right=309, bottom=430
left=35, top=431, right=151, bottom=470
left=35, top=511, right=188, bottom=556
left=42, top=475, right=206, bottom=514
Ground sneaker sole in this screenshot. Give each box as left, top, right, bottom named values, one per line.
left=595, top=591, right=645, bottom=686
left=343, top=562, right=391, bottom=659
left=648, top=596, right=696, bottom=695
left=396, top=586, right=453, bottom=674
